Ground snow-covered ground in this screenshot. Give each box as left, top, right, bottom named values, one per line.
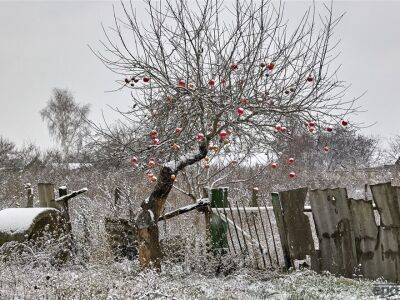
left=0, top=260, right=383, bottom=299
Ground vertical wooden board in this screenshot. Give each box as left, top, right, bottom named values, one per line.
left=271, top=192, right=291, bottom=269
left=38, top=183, right=55, bottom=208
left=349, top=199, right=377, bottom=253
left=209, top=188, right=229, bottom=254
left=309, top=188, right=357, bottom=277
left=377, top=227, right=398, bottom=282
left=370, top=182, right=400, bottom=282
left=279, top=188, right=314, bottom=260
left=26, top=187, right=34, bottom=208
left=370, top=182, right=400, bottom=227
left=348, top=199, right=379, bottom=279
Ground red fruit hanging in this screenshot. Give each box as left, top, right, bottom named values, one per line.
left=236, top=107, right=245, bottom=116
left=175, top=127, right=183, bottom=134
left=341, top=120, right=349, bottom=126
left=289, top=171, right=296, bottom=178
left=178, top=79, right=185, bottom=87
left=152, top=138, right=160, bottom=145
left=143, top=77, right=150, bottom=83
left=130, top=156, right=138, bottom=167
left=149, top=129, right=158, bottom=139
left=306, top=76, right=314, bottom=82
left=208, top=79, right=215, bottom=86
left=132, top=77, right=139, bottom=83
left=281, top=126, right=287, bottom=133
left=196, top=133, right=205, bottom=142
left=323, top=146, right=329, bottom=152
left=271, top=162, right=278, bottom=169
left=230, top=63, right=238, bottom=70
left=275, top=124, right=282, bottom=132
left=148, top=159, right=156, bottom=168
left=308, top=121, right=316, bottom=127
left=326, top=126, right=333, bottom=132
left=219, top=130, right=228, bottom=140
left=288, top=157, right=295, bottom=164
left=267, top=63, right=275, bottom=70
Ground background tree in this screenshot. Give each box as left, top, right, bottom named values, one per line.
left=40, top=88, right=91, bottom=157
left=0, top=136, right=16, bottom=169
left=93, top=0, right=358, bottom=268
left=387, top=135, right=400, bottom=165
left=271, top=125, right=380, bottom=171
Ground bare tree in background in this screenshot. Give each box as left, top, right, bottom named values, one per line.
left=93, top=0, right=359, bottom=269
left=272, top=125, right=380, bottom=170
left=0, top=136, right=16, bottom=168
left=40, top=88, right=91, bottom=157
left=388, top=135, right=400, bottom=165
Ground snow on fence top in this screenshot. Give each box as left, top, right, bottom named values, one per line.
left=0, top=208, right=58, bottom=235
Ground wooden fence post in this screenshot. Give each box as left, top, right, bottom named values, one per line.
left=38, top=183, right=55, bottom=208
left=25, top=183, right=34, bottom=208
left=58, top=186, right=71, bottom=231
left=271, top=192, right=292, bottom=270
left=209, top=187, right=229, bottom=255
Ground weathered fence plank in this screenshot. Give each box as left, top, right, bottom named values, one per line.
left=309, top=188, right=357, bottom=277
left=209, top=188, right=229, bottom=255
left=279, top=188, right=314, bottom=262
left=25, top=184, right=33, bottom=208
left=348, top=198, right=379, bottom=279
left=271, top=192, right=291, bottom=269
left=369, top=182, right=400, bottom=282
left=38, top=183, right=55, bottom=208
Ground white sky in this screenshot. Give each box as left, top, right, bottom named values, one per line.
left=0, top=1, right=399, bottom=149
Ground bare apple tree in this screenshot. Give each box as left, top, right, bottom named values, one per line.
left=92, top=0, right=358, bottom=269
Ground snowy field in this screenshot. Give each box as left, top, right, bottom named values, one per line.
left=0, top=260, right=383, bottom=299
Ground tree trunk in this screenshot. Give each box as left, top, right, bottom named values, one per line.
left=135, top=166, right=174, bottom=270
left=135, top=143, right=208, bottom=270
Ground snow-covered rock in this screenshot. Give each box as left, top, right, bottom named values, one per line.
left=0, top=208, right=63, bottom=246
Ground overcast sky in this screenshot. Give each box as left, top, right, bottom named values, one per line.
left=0, top=1, right=399, bottom=149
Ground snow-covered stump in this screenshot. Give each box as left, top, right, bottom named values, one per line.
left=0, top=208, right=64, bottom=247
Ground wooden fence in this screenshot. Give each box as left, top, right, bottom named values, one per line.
left=271, top=182, right=400, bottom=282
left=167, top=182, right=400, bottom=282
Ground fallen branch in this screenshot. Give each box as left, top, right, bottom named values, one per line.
left=158, top=198, right=210, bottom=222
left=55, top=188, right=88, bottom=203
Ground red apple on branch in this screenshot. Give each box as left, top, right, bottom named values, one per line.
left=196, top=133, right=205, bottom=142
left=219, top=130, right=228, bottom=140
left=178, top=79, right=185, bottom=87
left=236, top=107, right=244, bottom=116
